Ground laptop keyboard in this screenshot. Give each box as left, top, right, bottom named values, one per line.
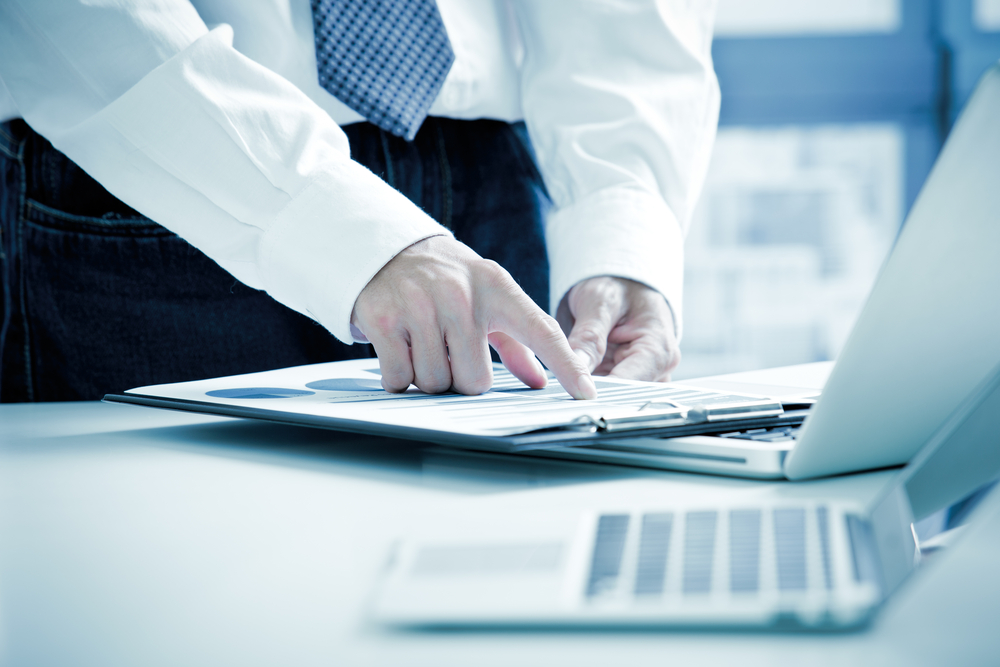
left=717, top=425, right=802, bottom=443
left=586, top=506, right=835, bottom=601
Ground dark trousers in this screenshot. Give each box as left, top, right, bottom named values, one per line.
left=0, top=118, right=550, bottom=401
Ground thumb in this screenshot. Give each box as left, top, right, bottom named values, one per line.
left=566, top=297, right=618, bottom=373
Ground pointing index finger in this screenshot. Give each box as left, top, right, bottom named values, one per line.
left=488, top=289, right=597, bottom=400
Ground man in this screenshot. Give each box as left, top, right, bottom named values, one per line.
left=0, top=0, right=719, bottom=401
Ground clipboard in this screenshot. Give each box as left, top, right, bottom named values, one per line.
left=104, top=358, right=802, bottom=454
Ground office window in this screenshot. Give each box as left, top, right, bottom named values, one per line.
left=975, top=0, right=1000, bottom=30
left=674, top=0, right=1000, bottom=379
left=680, top=125, right=903, bottom=378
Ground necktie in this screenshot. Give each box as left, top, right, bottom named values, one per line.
left=311, top=0, right=455, bottom=141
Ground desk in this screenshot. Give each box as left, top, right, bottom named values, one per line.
left=2, top=370, right=999, bottom=666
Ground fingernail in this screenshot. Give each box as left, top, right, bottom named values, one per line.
left=575, top=348, right=593, bottom=371
left=577, top=373, right=598, bottom=400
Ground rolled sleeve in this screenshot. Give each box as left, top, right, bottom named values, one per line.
left=546, top=184, right=685, bottom=335
left=512, top=0, right=720, bottom=336
left=261, top=166, right=450, bottom=342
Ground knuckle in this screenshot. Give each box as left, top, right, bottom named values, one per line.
left=440, top=277, right=475, bottom=314
left=622, top=341, right=678, bottom=381
left=475, top=258, right=514, bottom=289
left=407, top=304, right=439, bottom=332
left=637, top=341, right=664, bottom=363
left=571, top=325, right=606, bottom=350
left=372, top=312, right=403, bottom=337
left=398, top=279, right=429, bottom=306
left=531, top=312, right=564, bottom=342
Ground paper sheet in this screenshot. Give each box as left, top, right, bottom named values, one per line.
left=125, top=359, right=779, bottom=438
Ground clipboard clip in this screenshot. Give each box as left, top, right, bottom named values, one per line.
left=593, top=399, right=784, bottom=433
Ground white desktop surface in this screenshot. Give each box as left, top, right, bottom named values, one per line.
left=1, top=365, right=998, bottom=666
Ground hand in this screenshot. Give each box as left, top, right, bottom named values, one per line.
left=351, top=236, right=597, bottom=399
left=557, top=276, right=680, bottom=382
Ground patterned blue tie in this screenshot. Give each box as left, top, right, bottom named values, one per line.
left=311, top=0, right=455, bottom=141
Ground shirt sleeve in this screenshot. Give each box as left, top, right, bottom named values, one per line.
left=510, top=0, right=720, bottom=337
left=0, top=0, right=450, bottom=344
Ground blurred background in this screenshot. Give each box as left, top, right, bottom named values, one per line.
left=676, top=0, right=1000, bottom=379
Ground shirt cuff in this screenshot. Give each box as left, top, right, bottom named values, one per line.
left=546, top=185, right=685, bottom=339
left=260, top=161, right=452, bottom=343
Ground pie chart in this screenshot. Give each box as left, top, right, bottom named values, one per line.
left=206, top=387, right=315, bottom=399
left=305, top=378, right=384, bottom=392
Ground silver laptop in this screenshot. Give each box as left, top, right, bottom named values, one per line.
left=372, top=357, right=1000, bottom=629
left=536, top=61, right=1000, bottom=481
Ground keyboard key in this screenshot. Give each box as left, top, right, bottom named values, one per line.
left=634, top=513, right=673, bottom=596
left=774, top=508, right=808, bottom=591
left=729, top=509, right=762, bottom=593
left=587, top=514, right=630, bottom=597
left=683, top=511, right=718, bottom=594
left=817, top=506, right=833, bottom=590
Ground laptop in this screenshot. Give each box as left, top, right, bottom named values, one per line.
left=534, top=61, right=1000, bottom=480
left=371, top=357, right=1000, bottom=629
left=107, top=62, right=1000, bottom=482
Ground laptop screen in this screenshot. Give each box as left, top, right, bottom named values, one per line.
left=784, top=63, right=1000, bottom=480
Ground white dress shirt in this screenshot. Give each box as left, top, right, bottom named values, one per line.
left=0, top=0, right=718, bottom=344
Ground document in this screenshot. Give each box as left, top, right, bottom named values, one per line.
left=108, top=359, right=784, bottom=449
